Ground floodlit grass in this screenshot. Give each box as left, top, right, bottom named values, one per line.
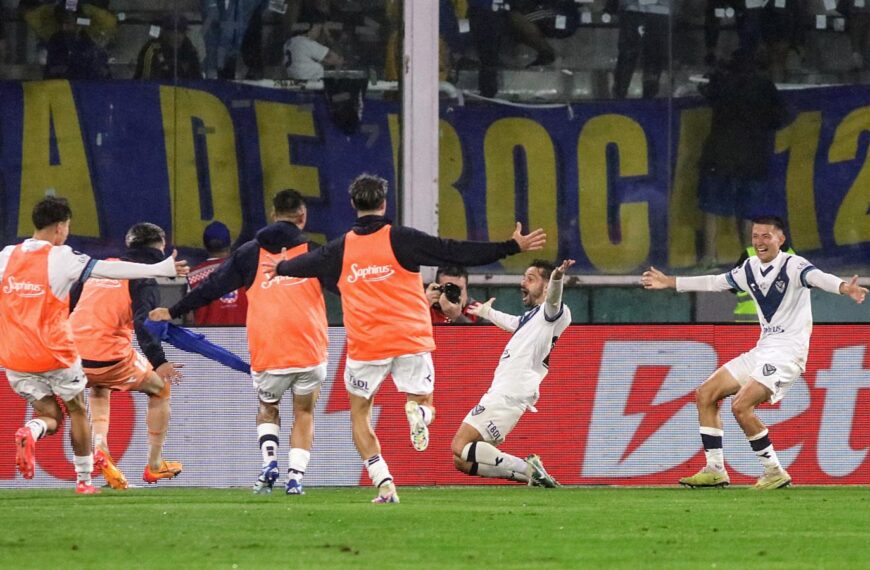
left=0, top=486, right=868, bottom=569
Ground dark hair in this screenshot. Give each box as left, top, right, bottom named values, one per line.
left=751, top=216, right=786, bottom=234
left=528, top=259, right=556, bottom=281
left=125, top=222, right=166, bottom=249
left=435, top=265, right=468, bottom=283
left=273, top=189, right=305, bottom=216
left=32, top=196, right=72, bottom=230
left=349, top=174, right=387, bottom=211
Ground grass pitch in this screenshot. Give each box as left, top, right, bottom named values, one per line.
left=0, top=486, right=867, bottom=569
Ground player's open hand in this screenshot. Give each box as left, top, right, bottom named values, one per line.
left=260, top=247, right=287, bottom=281
left=512, top=223, right=546, bottom=252
left=842, top=275, right=868, bottom=304
left=171, top=250, right=190, bottom=277
left=149, top=307, right=172, bottom=321
left=641, top=266, right=675, bottom=290
left=553, top=259, right=576, bottom=279
left=155, top=362, right=184, bottom=385
left=468, top=297, right=495, bottom=319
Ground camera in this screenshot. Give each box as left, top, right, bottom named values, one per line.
left=434, top=282, right=462, bottom=306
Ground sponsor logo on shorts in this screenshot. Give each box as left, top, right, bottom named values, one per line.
left=763, top=363, right=777, bottom=376
left=501, top=349, right=510, bottom=360
left=485, top=421, right=501, bottom=441
left=346, top=263, right=394, bottom=284
left=349, top=376, right=368, bottom=390
left=2, top=277, right=45, bottom=297
left=471, top=405, right=485, bottom=416
left=258, top=389, right=276, bottom=400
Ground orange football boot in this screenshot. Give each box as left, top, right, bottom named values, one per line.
left=75, top=481, right=101, bottom=495
left=14, top=427, right=35, bottom=480
left=94, top=449, right=128, bottom=490
left=143, top=460, right=183, bottom=483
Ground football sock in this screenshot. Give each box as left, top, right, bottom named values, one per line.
left=700, top=426, right=725, bottom=471
left=258, top=423, right=280, bottom=467
left=147, top=395, right=170, bottom=468
left=89, top=391, right=110, bottom=451
left=417, top=404, right=434, bottom=426
left=73, top=454, right=93, bottom=484
left=25, top=418, right=48, bottom=441
left=288, top=448, right=310, bottom=482
left=749, top=429, right=782, bottom=471
left=461, top=442, right=527, bottom=474
left=471, top=462, right=530, bottom=483
left=365, top=454, right=393, bottom=488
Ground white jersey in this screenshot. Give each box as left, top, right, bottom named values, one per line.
left=726, top=252, right=819, bottom=367
left=485, top=300, right=572, bottom=406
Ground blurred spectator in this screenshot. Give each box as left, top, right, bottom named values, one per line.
left=135, top=15, right=203, bottom=80
left=186, top=221, right=248, bottom=325
left=839, top=0, right=870, bottom=70
left=468, top=0, right=510, bottom=98
left=22, top=0, right=117, bottom=48
left=425, top=265, right=480, bottom=324
left=696, top=49, right=787, bottom=266
left=510, top=0, right=578, bottom=67
left=759, top=0, right=805, bottom=82
left=202, top=0, right=266, bottom=79
left=610, top=0, right=672, bottom=99
left=704, top=0, right=741, bottom=67
left=44, top=5, right=110, bottom=79
left=283, top=9, right=343, bottom=80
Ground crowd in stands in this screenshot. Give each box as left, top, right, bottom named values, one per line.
left=0, top=0, right=867, bottom=96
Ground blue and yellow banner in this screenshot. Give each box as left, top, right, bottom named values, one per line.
left=0, top=80, right=867, bottom=273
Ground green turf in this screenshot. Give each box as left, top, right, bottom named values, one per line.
left=1, top=486, right=868, bottom=569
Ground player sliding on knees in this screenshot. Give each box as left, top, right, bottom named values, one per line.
left=641, top=216, right=867, bottom=490
left=451, top=259, right=574, bottom=487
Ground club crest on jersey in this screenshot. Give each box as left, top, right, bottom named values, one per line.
left=471, top=405, right=485, bottom=416
left=346, top=263, right=395, bottom=283
left=775, top=280, right=786, bottom=293
left=763, top=363, right=777, bottom=376
left=2, top=277, right=45, bottom=297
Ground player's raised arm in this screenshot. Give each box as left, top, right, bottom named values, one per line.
left=469, top=297, right=520, bottom=333
left=89, top=249, right=188, bottom=280
left=544, top=259, right=575, bottom=319
left=841, top=276, right=868, bottom=304
left=512, top=222, right=547, bottom=252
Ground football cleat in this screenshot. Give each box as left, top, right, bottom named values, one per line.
left=94, top=449, right=128, bottom=490
left=404, top=401, right=429, bottom=452
left=372, top=482, right=400, bottom=504
left=752, top=468, right=792, bottom=491
left=14, top=427, right=35, bottom=480
left=526, top=454, right=559, bottom=488
left=142, top=460, right=183, bottom=484
left=252, top=460, right=279, bottom=494
left=75, top=481, right=101, bottom=495
left=679, top=467, right=731, bottom=488
left=285, top=478, right=305, bottom=495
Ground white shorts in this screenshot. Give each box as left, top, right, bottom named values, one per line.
left=252, top=362, right=327, bottom=404
left=6, top=360, right=87, bottom=403
left=462, top=392, right=529, bottom=445
left=724, top=347, right=802, bottom=404
left=344, top=352, right=434, bottom=399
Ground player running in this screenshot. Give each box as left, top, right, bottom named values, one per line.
left=642, top=216, right=867, bottom=490
left=150, top=190, right=327, bottom=495
left=69, top=223, right=184, bottom=489
left=451, top=259, right=573, bottom=487
left=0, top=197, right=188, bottom=493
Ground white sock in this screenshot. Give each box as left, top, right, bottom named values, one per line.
left=25, top=418, right=48, bottom=441
left=365, top=454, right=393, bottom=488
left=257, top=423, right=280, bottom=467
left=461, top=442, right=527, bottom=474
left=288, top=448, right=310, bottom=482
left=749, top=429, right=782, bottom=471
left=474, top=463, right=530, bottom=483
left=73, top=455, right=93, bottom=484
left=699, top=426, right=725, bottom=472
left=418, top=405, right=434, bottom=426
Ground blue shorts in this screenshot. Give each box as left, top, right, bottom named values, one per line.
left=699, top=174, right=779, bottom=220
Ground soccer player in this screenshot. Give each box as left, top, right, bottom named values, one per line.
left=641, top=216, right=867, bottom=490
left=262, top=173, right=546, bottom=503
left=69, top=223, right=184, bottom=489
left=0, top=197, right=188, bottom=493
left=451, top=259, right=573, bottom=487
left=150, top=190, right=327, bottom=495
